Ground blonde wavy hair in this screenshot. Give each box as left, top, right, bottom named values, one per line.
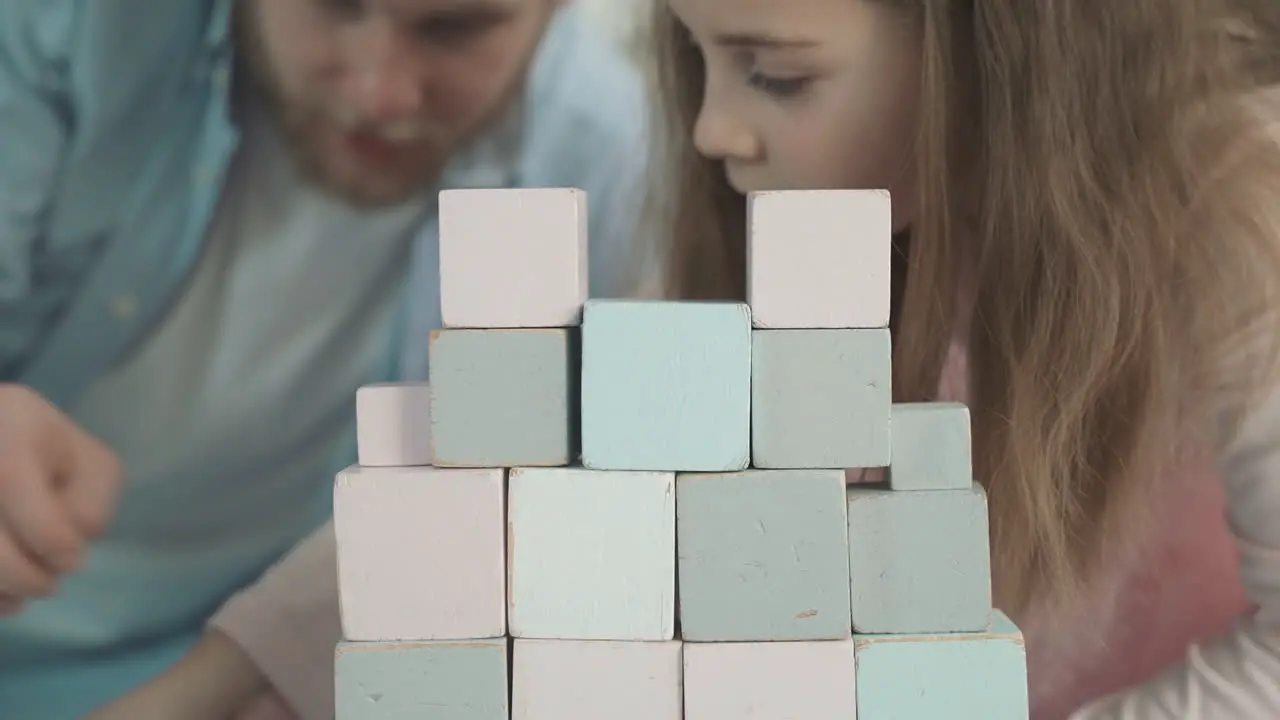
left=644, top=1, right=1280, bottom=616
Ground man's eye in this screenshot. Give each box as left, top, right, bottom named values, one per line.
left=320, top=0, right=362, bottom=17
left=416, top=14, right=504, bottom=44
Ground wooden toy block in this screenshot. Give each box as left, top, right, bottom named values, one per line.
left=854, top=610, right=1029, bottom=719
left=508, top=467, right=675, bottom=640
left=334, top=466, right=505, bottom=641
left=683, top=640, right=857, bottom=719
left=511, top=639, right=683, bottom=720
left=429, top=328, right=575, bottom=467
left=847, top=485, right=992, bottom=633
left=677, top=470, right=851, bottom=641
left=889, top=402, right=973, bottom=490
left=355, top=382, right=432, bottom=467
left=439, top=187, right=588, bottom=328
left=580, top=300, right=750, bottom=471
left=335, top=638, right=509, bottom=720
left=752, top=328, right=891, bottom=469
left=747, top=189, right=891, bottom=329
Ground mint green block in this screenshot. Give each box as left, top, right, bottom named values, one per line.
left=889, top=402, right=973, bottom=490
left=507, top=467, right=676, bottom=640
left=581, top=300, right=750, bottom=471
left=429, top=329, right=575, bottom=467
left=335, top=639, right=508, bottom=720
left=854, top=611, right=1029, bottom=719
left=677, top=470, right=852, bottom=640
left=847, top=485, right=992, bottom=633
left=752, top=329, right=891, bottom=469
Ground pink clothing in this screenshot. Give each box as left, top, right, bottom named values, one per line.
left=924, top=232, right=1266, bottom=719
left=935, top=336, right=1254, bottom=719
left=233, top=690, right=296, bottom=720
left=1028, top=459, right=1252, bottom=719
left=211, top=523, right=340, bottom=720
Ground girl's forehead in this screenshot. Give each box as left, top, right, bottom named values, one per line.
left=668, top=0, right=865, bottom=44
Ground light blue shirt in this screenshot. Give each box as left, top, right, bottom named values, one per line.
left=0, top=1, right=648, bottom=716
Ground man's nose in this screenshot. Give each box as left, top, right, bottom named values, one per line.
left=346, top=25, right=423, bottom=121
left=693, top=92, right=760, bottom=162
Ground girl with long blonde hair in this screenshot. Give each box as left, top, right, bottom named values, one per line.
left=648, top=0, right=1280, bottom=716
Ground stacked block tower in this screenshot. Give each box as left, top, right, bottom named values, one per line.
left=333, top=187, right=1030, bottom=719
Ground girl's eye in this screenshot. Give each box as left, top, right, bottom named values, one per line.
left=747, top=70, right=812, bottom=98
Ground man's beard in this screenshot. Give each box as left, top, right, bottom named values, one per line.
left=233, top=8, right=446, bottom=208
left=271, top=97, right=448, bottom=209
left=231, top=3, right=537, bottom=210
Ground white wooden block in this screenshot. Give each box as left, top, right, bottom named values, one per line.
left=512, top=639, right=683, bottom=720
left=747, top=189, right=891, bottom=328
left=683, top=640, right=857, bottom=719
left=334, top=465, right=505, bottom=640
left=355, top=382, right=432, bottom=466
left=439, top=187, right=589, bottom=328
left=508, top=467, right=676, bottom=640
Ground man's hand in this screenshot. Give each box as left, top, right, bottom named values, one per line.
left=86, top=628, right=285, bottom=720
left=0, top=383, right=122, bottom=615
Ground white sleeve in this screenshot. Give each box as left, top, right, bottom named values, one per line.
left=1070, top=390, right=1280, bottom=718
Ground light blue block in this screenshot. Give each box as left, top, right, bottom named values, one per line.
left=847, top=485, right=992, bottom=633
left=752, top=329, right=891, bottom=469
left=335, top=639, right=508, bottom=719
left=889, top=402, right=973, bottom=490
left=581, top=300, right=751, bottom=471
left=429, top=329, right=575, bottom=467
left=677, top=470, right=852, bottom=641
left=853, top=611, right=1029, bottom=719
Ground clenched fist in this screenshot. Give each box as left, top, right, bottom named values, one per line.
left=0, top=384, right=122, bottom=616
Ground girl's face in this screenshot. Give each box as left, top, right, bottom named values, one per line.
left=668, top=0, right=922, bottom=230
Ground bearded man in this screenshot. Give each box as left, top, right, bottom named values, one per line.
left=0, top=1, right=646, bottom=717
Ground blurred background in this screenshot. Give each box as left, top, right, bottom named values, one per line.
left=579, top=0, right=648, bottom=62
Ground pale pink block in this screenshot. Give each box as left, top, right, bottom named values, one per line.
left=747, top=189, right=891, bottom=328
left=355, top=383, right=432, bottom=467
left=512, top=639, right=683, bottom=720
left=684, top=640, right=857, bottom=719
left=334, top=465, right=505, bottom=641
left=439, top=187, right=589, bottom=328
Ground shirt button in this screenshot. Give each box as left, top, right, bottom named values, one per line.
left=110, top=294, right=137, bottom=320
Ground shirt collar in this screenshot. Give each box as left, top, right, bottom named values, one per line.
left=205, top=0, right=234, bottom=53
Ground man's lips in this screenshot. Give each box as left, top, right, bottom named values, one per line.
left=341, top=128, right=411, bottom=165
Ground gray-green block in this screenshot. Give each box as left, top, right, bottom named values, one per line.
left=854, top=611, right=1029, bottom=719
left=752, top=329, right=891, bottom=469
left=677, top=469, right=852, bottom=641
left=889, top=402, right=973, bottom=490
left=847, top=485, right=992, bottom=633
left=335, top=639, right=508, bottom=720
left=429, top=328, right=575, bottom=467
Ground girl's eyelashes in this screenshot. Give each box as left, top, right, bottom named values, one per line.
left=746, top=70, right=813, bottom=98
left=734, top=50, right=814, bottom=100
